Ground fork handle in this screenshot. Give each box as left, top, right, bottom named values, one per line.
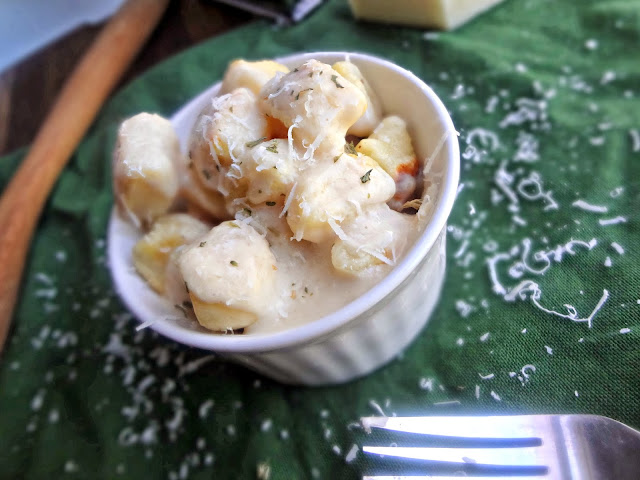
left=0, top=0, right=169, bottom=353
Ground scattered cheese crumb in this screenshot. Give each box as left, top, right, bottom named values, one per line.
left=629, top=129, right=640, bottom=152
left=419, top=377, right=434, bottom=391
left=260, top=419, right=273, bottom=432
left=48, top=409, right=60, bottom=424
left=620, top=328, right=631, bottom=334
left=545, top=345, right=553, bottom=355
left=600, top=70, right=616, bottom=85
left=345, top=444, right=358, bottom=463
left=198, top=399, right=214, bottom=419
left=584, top=39, right=598, bottom=50
left=609, top=187, right=624, bottom=197
left=599, top=216, right=627, bottom=226
left=30, top=389, right=45, bottom=411
left=571, top=200, right=608, bottom=213
left=515, top=63, right=527, bottom=73
left=257, top=462, right=271, bottom=480
left=611, top=242, right=625, bottom=255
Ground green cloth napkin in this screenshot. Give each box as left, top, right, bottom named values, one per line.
left=1, top=0, right=639, bottom=478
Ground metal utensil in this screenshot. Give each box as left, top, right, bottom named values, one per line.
left=361, top=414, right=640, bottom=479
left=210, top=0, right=324, bottom=25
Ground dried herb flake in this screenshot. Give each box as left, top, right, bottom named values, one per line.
left=246, top=137, right=267, bottom=148
left=295, top=88, right=313, bottom=101
left=266, top=142, right=278, bottom=154
left=344, top=142, right=357, bottom=155
left=360, top=169, right=373, bottom=183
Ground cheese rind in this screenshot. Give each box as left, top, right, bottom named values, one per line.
left=348, top=0, right=505, bottom=30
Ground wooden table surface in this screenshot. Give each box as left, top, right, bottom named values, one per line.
left=0, top=0, right=255, bottom=157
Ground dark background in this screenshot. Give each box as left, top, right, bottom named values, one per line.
left=0, top=0, right=254, bottom=156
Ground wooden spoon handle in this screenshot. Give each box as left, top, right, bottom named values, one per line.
left=0, top=0, right=170, bottom=352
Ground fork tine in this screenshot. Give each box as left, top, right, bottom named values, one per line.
left=363, top=476, right=550, bottom=479
left=363, top=445, right=543, bottom=467
left=362, top=416, right=542, bottom=439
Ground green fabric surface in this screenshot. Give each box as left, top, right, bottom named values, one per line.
left=1, top=0, right=639, bottom=478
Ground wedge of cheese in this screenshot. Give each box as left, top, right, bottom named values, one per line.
left=348, top=0, right=505, bottom=30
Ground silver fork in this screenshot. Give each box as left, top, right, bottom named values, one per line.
left=360, top=415, right=640, bottom=479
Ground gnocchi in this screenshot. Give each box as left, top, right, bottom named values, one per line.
left=113, top=113, right=180, bottom=228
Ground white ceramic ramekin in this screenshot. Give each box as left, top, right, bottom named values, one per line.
left=108, top=52, right=459, bottom=386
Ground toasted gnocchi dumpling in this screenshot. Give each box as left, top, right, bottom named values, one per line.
left=164, top=246, right=190, bottom=305
left=220, top=59, right=289, bottom=95
left=331, top=204, right=415, bottom=276
left=113, top=113, right=180, bottom=228
left=332, top=61, right=382, bottom=137
left=189, top=88, right=269, bottom=195
left=243, top=139, right=299, bottom=204
left=260, top=60, right=367, bottom=159
left=286, top=152, right=396, bottom=243
left=177, top=164, right=228, bottom=221
left=132, top=213, right=210, bottom=293
left=355, top=116, right=419, bottom=211
left=179, top=221, right=277, bottom=331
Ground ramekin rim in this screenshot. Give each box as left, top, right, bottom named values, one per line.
left=109, top=51, right=460, bottom=353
